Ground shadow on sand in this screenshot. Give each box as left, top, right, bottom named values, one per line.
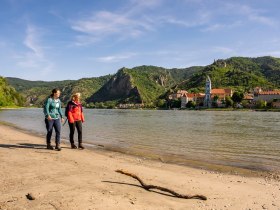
left=102, top=180, right=175, bottom=198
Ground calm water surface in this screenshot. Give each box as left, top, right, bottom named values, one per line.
left=0, top=108, right=279, bottom=171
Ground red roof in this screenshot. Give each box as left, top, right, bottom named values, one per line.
left=211, top=89, right=226, bottom=94
left=211, top=88, right=232, bottom=95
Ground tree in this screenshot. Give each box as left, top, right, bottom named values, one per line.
left=186, top=101, right=196, bottom=108
left=256, top=100, right=266, bottom=109
left=156, top=99, right=166, bottom=108
left=212, top=95, right=219, bottom=107
left=225, top=96, right=233, bottom=107
left=104, top=101, right=117, bottom=109
left=95, top=102, right=105, bottom=108
left=231, top=92, right=244, bottom=103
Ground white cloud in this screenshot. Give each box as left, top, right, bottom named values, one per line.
left=71, top=10, right=154, bottom=45
left=197, top=2, right=277, bottom=32
left=23, top=25, right=43, bottom=58
left=202, top=21, right=242, bottom=32
left=96, top=53, right=137, bottom=63
left=224, top=3, right=277, bottom=27
left=158, top=15, right=208, bottom=27
left=16, top=24, right=55, bottom=77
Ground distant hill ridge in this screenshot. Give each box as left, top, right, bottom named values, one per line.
left=5, top=56, right=280, bottom=107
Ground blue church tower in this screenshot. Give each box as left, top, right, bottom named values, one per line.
left=204, top=75, right=211, bottom=108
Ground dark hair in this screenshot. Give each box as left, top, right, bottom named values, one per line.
left=50, top=88, right=60, bottom=97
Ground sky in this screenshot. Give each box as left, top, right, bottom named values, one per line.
left=0, top=0, right=280, bottom=81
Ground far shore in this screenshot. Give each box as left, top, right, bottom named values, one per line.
left=1, top=105, right=280, bottom=112
left=0, top=123, right=280, bottom=209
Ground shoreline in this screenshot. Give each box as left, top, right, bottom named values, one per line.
left=0, top=123, right=280, bottom=209
left=1, top=120, right=279, bottom=179
left=2, top=106, right=280, bottom=112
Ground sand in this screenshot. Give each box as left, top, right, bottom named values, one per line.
left=0, top=124, right=279, bottom=210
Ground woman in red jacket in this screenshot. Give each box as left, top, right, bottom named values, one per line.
left=66, top=93, right=85, bottom=149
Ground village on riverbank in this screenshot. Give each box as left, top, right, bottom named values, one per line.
left=170, top=76, right=280, bottom=109
left=118, top=75, right=280, bottom=110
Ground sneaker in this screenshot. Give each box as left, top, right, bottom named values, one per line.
left=55, top=144, right=61, bottom=151
left=47, top=144, right=54, bottom=150
left=78, top=143, right=85, bottom=150
left=71, top=143, right=77, bottom=149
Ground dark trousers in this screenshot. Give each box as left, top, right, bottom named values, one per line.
left=68, top=121, right=83, bottom=144
left=45, top=118, right=61, bottom=144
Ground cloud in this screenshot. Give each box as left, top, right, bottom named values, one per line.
left=71, top=0, right=213, bottom=45
left=202, top=21, right=242, bottom=32
left=224, top=3, right=277, bottom=27
left=23, top=25, right=43, bottom=58
left=96, top=53, right=137, bottom=63
left=158, top=14, right=209, bottom=28
left=196, top=2, right=277, bottom=33
left=71, top=0, right=164, bottom=40
left=71, top=10, right=153, bottom=45
left=16, top=24, right=55, bottom=77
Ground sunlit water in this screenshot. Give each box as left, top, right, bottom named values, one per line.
left=0, top=108, right=280, bottom=171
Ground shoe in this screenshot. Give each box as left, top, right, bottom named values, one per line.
left=78, top=143, right=84, bottom=150
left=71, top=143, right=77, bottom=149
left=55, top=143, right=61, bottom=151
left=47, top=143, right=54, bottom=150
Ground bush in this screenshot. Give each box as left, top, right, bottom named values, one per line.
left=186, top=101, right=196, bottom=108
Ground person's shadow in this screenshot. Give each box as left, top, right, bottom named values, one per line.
left=0, top=143, right=47, bottom=150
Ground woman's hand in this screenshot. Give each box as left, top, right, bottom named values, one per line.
left=47, top=115, right=52, bottom=120
left=61, top=118, right=65, bottom=123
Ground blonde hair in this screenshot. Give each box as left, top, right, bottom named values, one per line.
left=71, top=92, right=81, bottom=101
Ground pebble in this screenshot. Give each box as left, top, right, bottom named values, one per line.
left=262, top=204, right=267, bottom=209
left=26, top=193, right=35, bottom=200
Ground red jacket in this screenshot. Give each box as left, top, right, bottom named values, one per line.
left=67, top=101, right=85, bottom=123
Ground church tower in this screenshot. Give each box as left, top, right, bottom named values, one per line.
left=204, top=75, right=211, bottom=107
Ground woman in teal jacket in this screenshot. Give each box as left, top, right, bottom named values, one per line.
left=43, top=88, right=65, bottom=151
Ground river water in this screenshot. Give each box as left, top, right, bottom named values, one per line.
left=0, top=108, right=279, bottom=172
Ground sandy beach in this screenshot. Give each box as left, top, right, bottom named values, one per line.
left=0, top=124, right=279, bottom=210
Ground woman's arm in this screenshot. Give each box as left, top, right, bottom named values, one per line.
left=44, top=98, right=51, bottom=119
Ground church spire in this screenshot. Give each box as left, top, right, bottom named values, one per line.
left=204, top=75, right=212, bottom=108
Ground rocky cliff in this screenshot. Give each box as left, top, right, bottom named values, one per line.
left=87, top=68, right=142, bottom=103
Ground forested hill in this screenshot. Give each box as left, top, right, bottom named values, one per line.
left=87, top=65, right=203, bottom=104
left=5, top=56, right=280, bottom=107
left=6, top=75, right=111, bottom=106
left=0, top=77, right=24, bottom=107
left=177, top=56, right=280, bottom=91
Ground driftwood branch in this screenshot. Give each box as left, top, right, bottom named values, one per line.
left=115, top=169, right=207, bottom=200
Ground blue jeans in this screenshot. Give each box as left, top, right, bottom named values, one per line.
left=45, top=118, right=61, bottom=144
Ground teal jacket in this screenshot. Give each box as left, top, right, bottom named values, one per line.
left=43, top=97, right=63, bottom=119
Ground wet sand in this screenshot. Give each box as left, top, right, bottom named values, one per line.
left=0, top=124, right=279, bottom=210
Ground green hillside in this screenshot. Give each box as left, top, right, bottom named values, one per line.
left=88, top=65, right=203, bottom=104
left=0, top=77, right=24, bottom=107
left=7, top=76, right=111, bottom=106
left=178, top=56, right=280, bottom=91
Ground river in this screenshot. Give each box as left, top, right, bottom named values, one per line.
left=0, top=108, right=279, bottom=172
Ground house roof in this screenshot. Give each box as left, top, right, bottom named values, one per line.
left=244, top=94, right=254, bottom=100
left=259, top=91, right=280, bottom=95
left=211, top=88, right=232, bottom=95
